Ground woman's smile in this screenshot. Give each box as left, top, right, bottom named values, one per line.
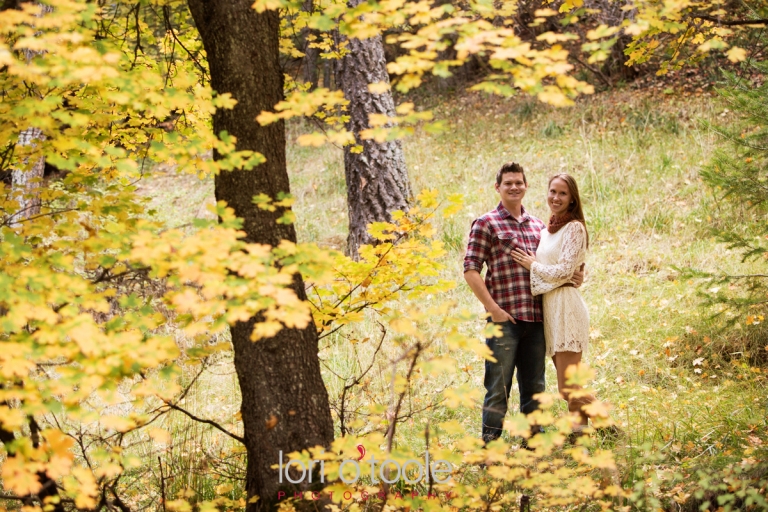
left=547, top=177, right=572, bottom=215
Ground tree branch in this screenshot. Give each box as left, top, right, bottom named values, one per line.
left=337, top=323, right=386, bottom=436
left=162, top=5, right=209, bottom=81
left=569, top=54, right=611, bottom=87
left=691, top=14, right=768, bottom=26
left=161, top=401, right=245, bottom=444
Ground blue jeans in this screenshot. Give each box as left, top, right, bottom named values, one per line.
left=482, top=320, right=546, bottom=443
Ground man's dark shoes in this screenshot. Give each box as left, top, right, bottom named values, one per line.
left=521, top=425, right=544, bottom=451
left=595, top=424, right=623, bottom=440
left=520, top=494, right=531, bottom=512
left=566, top=430, right=585, bottom=446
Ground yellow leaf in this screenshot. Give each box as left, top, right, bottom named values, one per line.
left=252, top=0, right=286, bottom=12
left=2, top=456, right=42, bottom=496
left=368, top=82, right=391, bottom=93
left=503, top=414, right=531, bottom=437
left=100, top=415, right=135, bottom=432
left=166, top=499, right=193, bottom=512
left=250, top=320, right=283, bottom=341
left=624, top=22, right=649, bottom=36
left=538, top=88, right=573, bottom=107
left=296, top=132, right=326, bottom=147
left=586, top=24, right=620, bottom=40
left=583, top=400, right=611, bottom=418
left=0, top=46, right=12, bottom=67
left=395, top=102, right=414, bottom=115
left=215, top=483, right=234, bottom=494
left=71, top=467, right=99, bottom=509
left=389, top=317, right=418, bottom=336
left=149, top=428, right=172, bottom=444
left=565, top=362, right=596, bottom=386
left=256, top=111, right=281, bottom=125
left=0, top=358, right=35, bottom=378
left=536, top=31, right=578, bottom=43
left=67, top=315, right=105, bottom=356
left=326, top=130, right=355, bottom=146
left=726, top=46, right=747, bottom=63
left=212, top=92, right=238, bottom=109
left=95, top=463, right=123, bottom=479
left=0, top=406, right=25, bottom=431
left=44, top=430, right=75, bottom=479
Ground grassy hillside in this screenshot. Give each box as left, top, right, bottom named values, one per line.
left=138, top=87, right=768, bottom=509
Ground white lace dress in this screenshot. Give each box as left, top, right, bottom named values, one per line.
left=530, top=221, right=589, bottom=357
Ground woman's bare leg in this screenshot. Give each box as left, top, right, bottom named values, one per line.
left=552, top=351, right=592, bottom=426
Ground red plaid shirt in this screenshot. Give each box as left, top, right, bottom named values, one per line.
left=463, top=203, right=545, bottom=322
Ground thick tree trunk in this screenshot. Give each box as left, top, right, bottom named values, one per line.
left=336, top=4, right=411, bottom=258
left=186, top=2, right=334, bottom=509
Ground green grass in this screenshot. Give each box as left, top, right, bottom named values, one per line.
left=288, top=87, right=768, bottom=501
left=139, top=87, right=768, bottom=508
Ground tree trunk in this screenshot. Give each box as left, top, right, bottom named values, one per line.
left=7, top=1, right=52, bottom=224
left=186, top=2, right=334, bottom=510
left=301, top=0, right=319, bottom=90
left=335, top=4, right=411, bottom=258
left=11, top=127, right=45, bottom=222
left=322, top=58, right=333, bottom=89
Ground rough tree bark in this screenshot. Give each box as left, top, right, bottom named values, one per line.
left=336, top=1, right=412, bottom=258
left=186, top=2, right=334, bottom=510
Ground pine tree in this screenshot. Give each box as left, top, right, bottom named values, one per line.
left=699, top=61, right=768, bottom=338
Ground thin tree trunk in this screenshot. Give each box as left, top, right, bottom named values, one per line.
left=8, top=2, right=52, bottom=224
left=301, top=0, right=319, bottom=90
left=322, top=58, right=333, bottom=89
left=186, top=2, right=334, bottom=510
left=11, top=127, right=45, bottom=222
left=336, top=3, right=411, bottom=258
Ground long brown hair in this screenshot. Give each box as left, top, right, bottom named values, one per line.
left=549, top=173, right=589, bottom=248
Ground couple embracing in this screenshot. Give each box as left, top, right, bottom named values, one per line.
left=463, top=162, right=593, bottom=444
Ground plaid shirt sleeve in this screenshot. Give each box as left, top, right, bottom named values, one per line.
left=464, top=217, right=491, bottom=273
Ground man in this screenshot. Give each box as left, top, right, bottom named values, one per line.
left=463, top=162, right=582, bottom=444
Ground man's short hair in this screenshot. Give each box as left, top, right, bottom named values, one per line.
left=496, top=162, right=527, bottom=186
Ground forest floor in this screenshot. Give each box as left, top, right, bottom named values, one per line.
left=139, top=85, right=768, bottom=509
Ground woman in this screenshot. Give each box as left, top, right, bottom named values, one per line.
left=511, top=173, right=592, bottom=433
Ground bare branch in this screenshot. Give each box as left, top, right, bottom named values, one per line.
left=690, top=14, right=768, bottom=26
left=161, top=400, right=245, bottom=444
